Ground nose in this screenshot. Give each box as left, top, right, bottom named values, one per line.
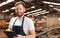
left=17, top=9, right=21, bottom=13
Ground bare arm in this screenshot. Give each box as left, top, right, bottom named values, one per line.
left=23, top=29, right=36, bottom=38
left=16, top=29, right=36, bottom=38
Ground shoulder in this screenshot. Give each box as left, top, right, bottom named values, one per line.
left=10, top=17, right=17, bottom=21
left=25, top=17, right=33, bottom=22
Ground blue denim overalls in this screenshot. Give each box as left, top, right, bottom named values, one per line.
left=12, top=17, right=26, bottom=37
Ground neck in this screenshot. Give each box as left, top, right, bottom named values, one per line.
left=18, top=15, right=24, bottom=19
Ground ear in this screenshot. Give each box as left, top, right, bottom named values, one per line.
left=24, top=8, right=26, bottom=12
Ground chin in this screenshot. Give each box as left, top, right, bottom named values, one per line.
left=16, top=13, right=24, bottom=17
left=18, top=15, right=22, bottom=17
left=18, top=15, right=23, bottom=17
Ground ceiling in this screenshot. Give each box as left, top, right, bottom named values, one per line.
left=44, top=0, right=60, bottom=3
left=0, top=0, right=60, bottom=15
left=0, top=0, right=7, bottom=3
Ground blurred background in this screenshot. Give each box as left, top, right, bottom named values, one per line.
left=0, top=0, right=60, bottom=38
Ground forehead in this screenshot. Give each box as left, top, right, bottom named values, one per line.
left=15, top=4, right=24, bottom=9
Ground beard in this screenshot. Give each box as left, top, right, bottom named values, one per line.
left=16, top=12, right=24, bottom=17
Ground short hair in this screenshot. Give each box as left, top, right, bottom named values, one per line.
left=15, top=1, right=26, bottom=8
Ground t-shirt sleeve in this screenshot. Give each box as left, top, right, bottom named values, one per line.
left=9, top=18, right=14, bottom=29
left=28, top=19, right=35, bottom=30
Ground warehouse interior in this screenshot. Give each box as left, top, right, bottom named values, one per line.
left=0, top=0, right=60, bottom=38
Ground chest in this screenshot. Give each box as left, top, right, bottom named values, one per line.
left=13, top=18, right=27, bottom=26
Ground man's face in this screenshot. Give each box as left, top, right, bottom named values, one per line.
left=15, top=4, right=26, bottom=17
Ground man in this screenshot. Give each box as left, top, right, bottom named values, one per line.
left=7, top=1, right=35, bottom=38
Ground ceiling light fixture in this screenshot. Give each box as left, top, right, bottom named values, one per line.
left=2, top=9, right=9, bottom=12
left=43, top=1, right=60, bottom=5
left=0, top=0, right=14, bottom=7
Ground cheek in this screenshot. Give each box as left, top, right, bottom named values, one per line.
left=20, top=10, right=25, bottom=13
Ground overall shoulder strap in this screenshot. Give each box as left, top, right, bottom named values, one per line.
left=21, top=17, right=25, bottom=26
left=13, top=18, right=17, bottom=25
